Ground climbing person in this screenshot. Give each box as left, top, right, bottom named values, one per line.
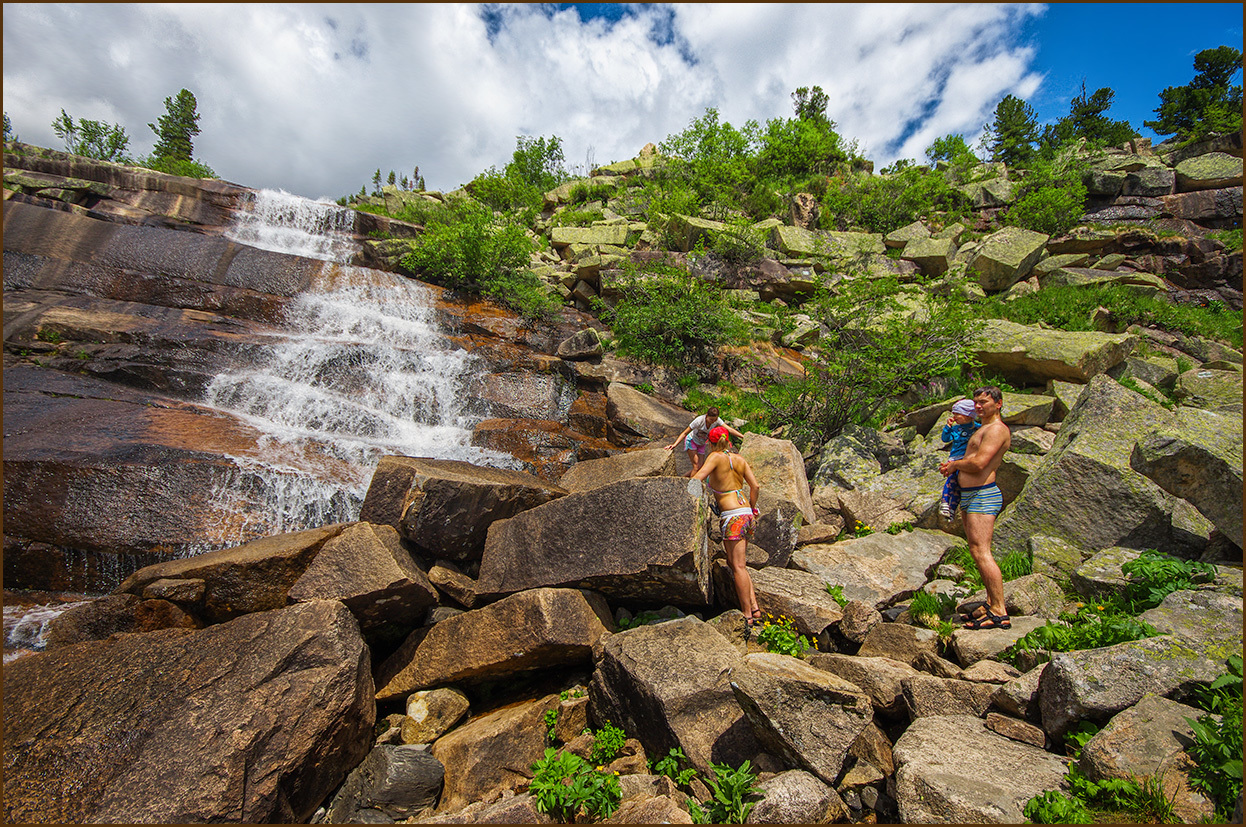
left=939, top=386, right=1013, bottom=630
left=666, top=406, right=745, bottom=477
left=692, top=425, right=763, bottom=629
left=938, top=398, right=982, bottom=518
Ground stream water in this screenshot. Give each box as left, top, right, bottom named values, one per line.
left=5, top=189, right=519, bottom=657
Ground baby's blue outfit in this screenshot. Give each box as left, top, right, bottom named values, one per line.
left=941, top=421, right=981, bottom=460
left=941, top=420, right=982, bottom=512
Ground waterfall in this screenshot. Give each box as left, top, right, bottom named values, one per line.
left=195, top=189, right=518, bottom=547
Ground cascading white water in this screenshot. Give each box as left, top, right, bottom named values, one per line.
left=195, top=189, right=518, bottom=547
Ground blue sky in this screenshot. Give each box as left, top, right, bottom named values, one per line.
left=3, top=4, right=1241, bottom=199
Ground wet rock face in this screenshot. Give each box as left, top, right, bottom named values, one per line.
left=3, top=600, right=375, bottom=825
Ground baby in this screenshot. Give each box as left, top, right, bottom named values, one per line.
left=938, top=398, right=982, bottom=518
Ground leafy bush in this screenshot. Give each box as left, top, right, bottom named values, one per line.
left=597, top=263, right=748, bottom=379
left=1004, top=181, right=1087, bottom=236
left=754, top=613, right=814, bottom=658
left=590, top=722, right=627, bottom=765
left=569, top=180, right=617, bottom=205
left=1002, top=602, right=1157, bottom=667
left=529, top=748, right=621, bottom=822
left=824, top=583, right=848, bottom=607
left=820, top=164, right=968, bottom=235
left=1209, top=227, right=1243, bottom=252
left=976, top=283, right=1243, bottom=349
left=51, top=109, right=131, bottom=162
left=760, top=273, right=975, bottom=448
left=1187, top=657, right=1244, bottom=821
left=707, top=216, right=767, bottom=265
left=550, top=206, right=605, bottom=227
left=652, top=747, right=698, bottom=788
left=136, top=154, right=217, bottom=179
left=940, top=546, right=1031, bottom=592
left=908, top=589, right=956, bottom=628
left=755, top=116, right=846, bottom=182
left=1024, top=766, right=1174, bottom=824
left=659, top=107, right=758, bottom=220
left=543, top=708, right=558, bottom=741
left=687, top=760, right=763, bottom=824
left=1119, top=549, right=1215, bottom=611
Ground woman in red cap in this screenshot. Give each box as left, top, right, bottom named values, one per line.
left=692, top=425, right=763, bottom=627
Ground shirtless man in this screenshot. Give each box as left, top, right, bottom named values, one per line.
left=939, top=386, right=1012, bottom=629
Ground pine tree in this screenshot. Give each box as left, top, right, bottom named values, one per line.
left=987, top=94, right=1038, bottom=168
left=791, top=85, right=832, bottom=128
left=1040, top=83, right=1136, bottom=154
left=1145, top=45, right=1243, bottom=142
left=387, top=170, right=396, bottom=186
left=148, top=89, right=201, bottom=161
left=52, top=109, right=131, bottom=161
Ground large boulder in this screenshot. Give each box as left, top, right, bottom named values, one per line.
left=357, top=456, right=566, bottom=563
left=892, top=715, right=1070, bottom=823
left=3, top=601, right=374, bottom=824
left=113, top=524, right=345, bottom=624
left=738, top=433, right=817, bottom=525
left=322, top=744, right=445, bottom=823
left=374, top=588, right=610, bottom=701
left=968, top=227, right=1049, bottom=291
left=901, top=236, right=957, bottom=276
left=1173, top=365, right=1244, bottom=413
left=745, top=769, right=848, bottom=824
left=807, top=653, right=919, bottom=717
left=550, top=224, right=629, bottom=248
left=810, top=432, right=882, bottom=491
left=1039, top=633, right=1241, bottom=740
left=729, top=653, right=873, bottom=785
left=1130, top=408, right=1243, bottom=547
left=789, top=529, right=960, bottom=609
left=475, top=476, right=711, bottom=605
left=429, top=694, right=559, bottom=813
left=725, top=565, right=845, bottom=637
left=557, top=447, right=677, bottom=493
left=41, top=593, right=200, bottom=649
left=287, top=522, right=437, bottom=636
left=1174, top=152, right=1243, bottom=192
left=588, top=615, right=761, bottom=774
left=770, top=225, right=883, bottom=258
left=605, top=382, right=693, bottom=440
left=973, top=319, right=1136, bottom=384
left=992, top=376, right=1194, bottom=559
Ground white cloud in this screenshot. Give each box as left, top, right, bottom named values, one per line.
left=2, top=3, right=1045, bottom=200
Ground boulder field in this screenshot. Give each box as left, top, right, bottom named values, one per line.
left=2, top=136, right=1242, bottom=823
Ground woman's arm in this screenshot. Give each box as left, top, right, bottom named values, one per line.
left=666, top=426, right=692, bottom=451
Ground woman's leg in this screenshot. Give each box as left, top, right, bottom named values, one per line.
left=723, top=537, right=760, bottom=619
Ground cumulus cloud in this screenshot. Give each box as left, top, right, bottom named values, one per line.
left=2, top=3, right=1045, bottom=199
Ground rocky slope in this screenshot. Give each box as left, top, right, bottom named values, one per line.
left=2, top=136, right=1242, bottom=824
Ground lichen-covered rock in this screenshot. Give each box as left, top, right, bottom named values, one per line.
left=973, top=319, right=1136, bottom=384
left=1172, top=365, right=1244, bottom=414
left=968, top=227, right=1049, bottom=291
left=790, top=529, right=959, bottom=609
left=902, top=236, right=957, bottom=275
left=1174, top=152, right=1243, bottom=192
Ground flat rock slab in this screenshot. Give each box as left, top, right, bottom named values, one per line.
left=1080, top=693, right=1203, bottom=781
left=557, top=447, right=677, bottom=493
left=3, top=600, right=374, bottom=824
left=374, top=587, right=610, bottom=701
left=807, top=653, right=918, bottom=717
left=358, top=455, right=566, bottom=562
left=476, top=476, right=712, bottom=605
left=589, top=615, right=761, bottom=774
left=892, top=715, right=1070, bottom=823
left=606, top=382, right=692, bottom=440
left=719, top=564, right=844, bottom=637
left=973, top=319, right=1135, bottom=384
left=790, top=529, right=959, bottom=608
left=949, top=615, right=1048, bottom=668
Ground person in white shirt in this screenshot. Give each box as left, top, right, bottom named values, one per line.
left=666, top=406, right=745, bottom=476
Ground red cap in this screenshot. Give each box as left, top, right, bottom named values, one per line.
left=708, top=425, right=730, bottom=444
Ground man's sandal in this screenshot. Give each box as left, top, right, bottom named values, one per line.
left=962, top=608, right=1011, bottom=630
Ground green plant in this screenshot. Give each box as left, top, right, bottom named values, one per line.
left=1062, top=720, right=1102, bottom=759
left=1186, top=657, right=1244, bottom=821
left=1118, top=376, right=1175, bottom=409
left=651, top=747, right=699, bottom=788
left=635, top=382, right=655, bottom=395
left=35, top=327, right=62, bottom=344
left=1023, top=788, right=1095, bottom=823
left=1208, top=228, right=1243, bottom=252
left=824, top=583, right=848, bottom=607
left=754, top=613, right=814, bottom=658
left=1025, top=760, right=1176, bottom=824
left=986, top=94, right=1039, bottom=168
left=1119, top=549, right=1215, bottom=611
left=51, top=109, right=131, bottom=162
left=590, top=722, right=627, bottom=765
left=688, top=760, right=763, bottom=824
left=884, top=520, right=914, bottom=535
left=596, top=262, right=748, bottom=380
left=75, top=349, right=89, bottom=360
left=908, top=590, right=955, bottom=628
left=820, top=163, right=968, bottom=235
left=529, top=747, right=621, bottom=822
left=1145, top=45, right=1242, bottom=142
left=543, top=708, right=558, bottom=742
left=1004, top=179, right=1088, bottom=236
left=998, top=549, right=1033, bottom=582
left=616, top=609, right=672, bottom=630
left=760, top=273, right=975, bottom=449
left=1002, top=602, right=1158, bottom=667
left=136, top=154, right=217, bottom=178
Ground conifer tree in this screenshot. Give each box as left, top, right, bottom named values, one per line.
left=1145, top=45, right=1243, bottom=142
left=987, top=94, right=1038, bottom=168
left=148, top=89, right=201, bottom=161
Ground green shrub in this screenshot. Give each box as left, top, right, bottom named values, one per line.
left=651, top=747, right=698, bottom=788
left=529, top=748, right=621, bottom=821
left=1024, top=766, right=1174, bottom=824
left=543, top=708, right=558, bottom=741
left=569, top=180, right=617, bottom=205
left=755, top=116, right=846, bottom=182
left=1004, top=181, right=1088, bottom=235
left=1187, top=657, right=1244, bottom=822
left=658, top=107, right=759, bottom=220
left=1209, top=227, right=1243, bottom=252
left=824, top=583, right=848, bottom=607
left=820, top=164, right=968, bottom=235
left=590, top=722, right=627, bottom=765
left=754, top=613, right=814, bottom=658
left=1002, top=602, right=1157, bottom=667
left=760, top=273, right=975, bottom=448
left=708, top=216, right=767, bottom=265
left=687, top=760, right=763, bottom=824
left=550, top=206, right=605, bottom=227
left=1119, top=549, right=1215, bottom=611
left=597, top=263, right=748, bottom=379
left=136, top=154, right=216, bottom=179
left=977, top=283, right=1243, bottom=349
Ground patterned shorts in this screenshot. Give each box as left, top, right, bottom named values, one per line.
left=720, top=507, right=756, bottom=541
left=684, top=434, right=708, bottom=455
left=959, top=483, right=1003, bottom=516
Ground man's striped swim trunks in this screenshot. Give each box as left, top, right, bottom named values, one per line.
left=958, top=482, right=1003, bottom=515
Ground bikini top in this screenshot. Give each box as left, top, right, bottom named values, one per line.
left=706, top=454, right=749, bottom=507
